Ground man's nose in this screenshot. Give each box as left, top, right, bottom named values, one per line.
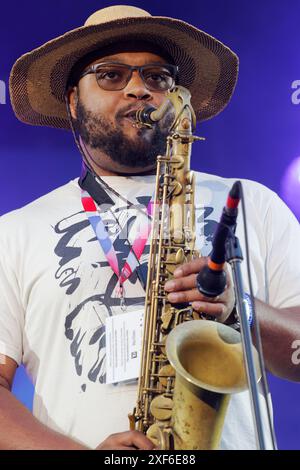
left=124, top=71, right=152, bottom=101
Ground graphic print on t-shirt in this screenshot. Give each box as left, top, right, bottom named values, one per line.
left=53, top=178, right=227, bottom=392
left=53, top=195, right=151, bottom=390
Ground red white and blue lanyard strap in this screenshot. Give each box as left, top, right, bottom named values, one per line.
left=81, top=188, right=153, bottom=309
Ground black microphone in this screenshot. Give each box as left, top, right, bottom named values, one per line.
left=196, top=181, right=241, bottom=297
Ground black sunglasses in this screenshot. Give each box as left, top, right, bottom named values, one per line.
left=79, top=62, right=178, bottom=92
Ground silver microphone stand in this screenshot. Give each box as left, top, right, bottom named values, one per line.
left=225, top=233, right=272, bottom=450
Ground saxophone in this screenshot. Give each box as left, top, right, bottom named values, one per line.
left=129, top=86, right=253, bottom=450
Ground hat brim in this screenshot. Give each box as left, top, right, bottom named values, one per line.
left=9, top=16, right=239, bottom=129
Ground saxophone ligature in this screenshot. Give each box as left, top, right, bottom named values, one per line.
left=129, top=86, right=259, bottom=450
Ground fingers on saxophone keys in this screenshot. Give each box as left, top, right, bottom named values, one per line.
left=165, top=273, right=197, bottom=292
left=192, top=301, right=226, bottom=318
left=173, top=257, right=208, bottom=278
left=167, top=288, right=205, bottom=303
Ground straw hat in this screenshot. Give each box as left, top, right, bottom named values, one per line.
left=9, top=5, right=239, bottom=129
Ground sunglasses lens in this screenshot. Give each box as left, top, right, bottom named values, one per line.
left=141, top=66, right=175, bottom=91
left=94, top=63, right=176, bottom=91
left=95, top=65, right=130, bottom=90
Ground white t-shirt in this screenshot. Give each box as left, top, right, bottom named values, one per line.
left=0, top=172, right=300, bottom=450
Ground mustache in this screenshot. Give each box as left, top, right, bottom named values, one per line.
left=115, top=103, right=155, bottom=121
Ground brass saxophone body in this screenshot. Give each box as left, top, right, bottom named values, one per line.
left=129, top=86, right=253, bottom=450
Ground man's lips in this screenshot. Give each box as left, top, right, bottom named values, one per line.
left=118, top=106, right=157, bottom=129
left=123, top=115, right=136, bottom=123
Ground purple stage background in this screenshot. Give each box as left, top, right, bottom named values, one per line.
left=0, top=0, right=299, bottom=449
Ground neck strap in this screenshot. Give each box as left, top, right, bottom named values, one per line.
left=79, top=166, right=114, bottom=206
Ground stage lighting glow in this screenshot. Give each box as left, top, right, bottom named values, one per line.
left=280, top=156, right=300, bottom=219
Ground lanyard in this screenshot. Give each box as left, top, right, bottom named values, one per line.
left=81, top=183, right=153, bottom=310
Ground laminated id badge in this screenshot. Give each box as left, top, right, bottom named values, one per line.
left=106, top=309, right=144, bottom=384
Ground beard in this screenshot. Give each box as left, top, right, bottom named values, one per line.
left=74, top=100, right=172, bottom=169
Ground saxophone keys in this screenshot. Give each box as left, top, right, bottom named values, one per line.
left=165, top=248, right=186, bottom=274
left=160, top=335, right=167, bottom=356
left=175, top=247, right=186, bottom=264
left=192, top=310, right=202, bottom=320
left=158, top=364, right=175, bottom=388
left=161, top=307, right=175, bottom=333
left=128, top=412, right=136, bottom=430
left=185, top=170, right=194, bottom=186
left=170, top=180, right=182, bottom=196
left=149, top=395, right=173, bottom=421
left=146, top=423, right=172, bottom=450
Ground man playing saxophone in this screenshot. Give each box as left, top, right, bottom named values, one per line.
left=0, top=5, right=300, bottom=450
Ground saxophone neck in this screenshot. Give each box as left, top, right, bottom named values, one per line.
left=167, top=86, right=196, bottom=134
left=135, top=86, right=196, bottom=133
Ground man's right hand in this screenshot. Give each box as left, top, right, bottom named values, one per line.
left=96, top=431, right=155, bottom=450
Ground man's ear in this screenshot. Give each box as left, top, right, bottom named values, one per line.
left=67, top=86, right=79, bottom=120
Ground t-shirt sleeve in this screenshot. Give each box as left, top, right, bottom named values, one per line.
left=0, top=223, right=24, bottom=365
left=264, top=190, right=300, bottom=308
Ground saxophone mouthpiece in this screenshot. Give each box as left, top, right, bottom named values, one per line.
left=135, top=106, right=157, bottom=128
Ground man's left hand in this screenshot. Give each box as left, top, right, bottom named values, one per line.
left=164, top=257, right=235, bottom=324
